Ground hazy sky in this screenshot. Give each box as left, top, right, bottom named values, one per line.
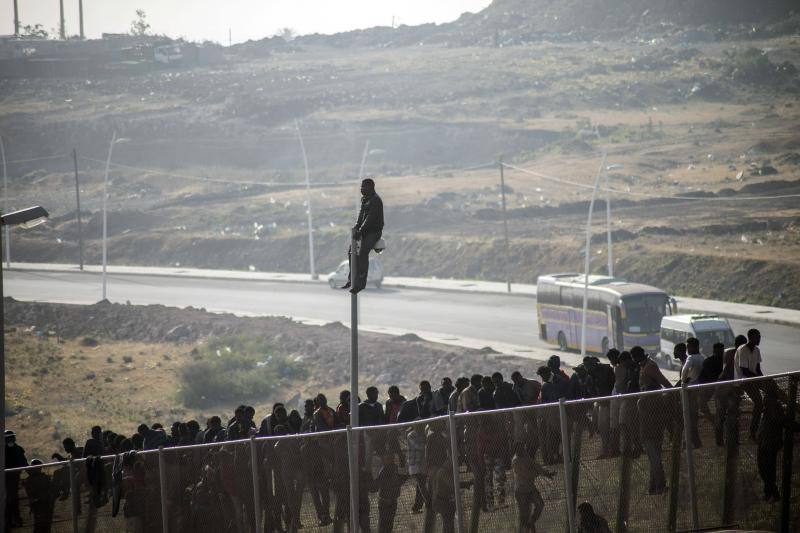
left=6, top=0, right=493, bottom=44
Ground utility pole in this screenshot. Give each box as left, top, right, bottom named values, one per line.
left=73, top=149, right=84, bottom=270
left=13, top=0, right=20, bottom=36
left=79, top=0, right=85, bottom=39
left=229, top=28, right=232, bottom=47
left=294, top=120, right=317, bottom=280
left=498, top=158, right=511, bottom=293
left=580, top=154, right=606, bottom=356
left=1, top=136, right=9, bottom=267
left=59, top=0, right=66, bottom=40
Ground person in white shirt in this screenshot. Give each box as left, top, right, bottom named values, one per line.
left=735, top=328, right=764, bottom=440
left=681, top=337, right=704, bottom=448
left=681, top=337, right=705, bottom=385
left=734, top=329, right=763, bottom=379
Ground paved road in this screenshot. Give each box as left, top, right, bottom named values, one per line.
left=5, top=270, right=799, bottom=374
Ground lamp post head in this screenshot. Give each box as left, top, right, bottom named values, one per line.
left=1, top=206, right=49, bottom=228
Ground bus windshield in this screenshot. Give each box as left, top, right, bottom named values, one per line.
left=622, top=294, right=668, bottom=334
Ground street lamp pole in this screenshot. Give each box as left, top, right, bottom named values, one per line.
left=580, top=153, right=606, bottom=356
left=102, top=131, right=117, bottom=301
left=605, top=164, right=612, bottom=277
left=295, top=120, right=317, bottom=280
left=1, top=136, right=10, bottom=267
left=499, top=158, right=511, bottom=293
left=604, top=163, right=623, bottom=277
left=0, top=206, right=49, bottom=532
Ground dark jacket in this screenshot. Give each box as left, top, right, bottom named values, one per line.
left=493, top=382, right=521, bottom=409
left=354, top=192, right=384, bottom=236
left=359, top=400, right=385, bottom=426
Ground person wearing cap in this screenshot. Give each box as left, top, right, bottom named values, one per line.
left=24, top=458, right=56, bottom=533
left=343, top=177, right=384, bottom=294
left=5, top=430, right=29, bottom=528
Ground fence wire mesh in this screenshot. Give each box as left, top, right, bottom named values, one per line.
left=5, top=373, right=800, bottom=533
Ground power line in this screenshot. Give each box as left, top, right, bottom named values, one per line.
left=502, top=162, right=800, bottom=202
left=78, top=156, right=357, bottom=189
left=5, top=154, right=69, bottom=164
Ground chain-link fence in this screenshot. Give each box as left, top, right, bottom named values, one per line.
left=5, top=372, right=799, bottom=533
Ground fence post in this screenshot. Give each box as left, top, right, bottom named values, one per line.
left=250, top=437, right=263, bottom=533
left=347, top=425, right=358, bottom=533
left=448, top=411, right=465, bottom=533
left=559, top=399, right=576, bottom=533
left=780, top=375, right=798, bottom=533
left=666, top=413, right=683, bottom=532
left=570, top=418, right=583, bottom=512
left=616, top=452, right=632, bottom=533
left=158, top=446, right=169, bottom=533
left=721, top=388, right=739, bottom=525
left=680, top=383, right=699, bottom=530
left=69, top=458, right=79, bottom=533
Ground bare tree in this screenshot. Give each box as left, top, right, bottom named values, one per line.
left=20, top=23, right=49, bottom=39
left=277, top=27, right=296, bottom=42
left=130, top=9, right=150, bottom=36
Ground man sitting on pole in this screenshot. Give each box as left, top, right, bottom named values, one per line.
left=343, top=178, right=384, bottom=294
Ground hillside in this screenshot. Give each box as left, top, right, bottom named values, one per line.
left=1, top=3, right=800, bottom=308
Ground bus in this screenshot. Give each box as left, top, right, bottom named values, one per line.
left=536, top=273, right=676, bottom=356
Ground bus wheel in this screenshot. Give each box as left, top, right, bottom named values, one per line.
left=558, top=332, right=568, bottom=352
left=601, top=337, right=609, bottom=355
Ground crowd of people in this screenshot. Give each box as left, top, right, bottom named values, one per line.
left=5, top=327, right=796, bottom=533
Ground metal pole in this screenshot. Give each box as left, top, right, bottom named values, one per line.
left=295, top=119, right=317, bottom=280
left=667, top=414, right=682, bottom=532
left=78, top=0, right=84, bottom=39
left=448, top=411, right=465, bottom=533
left=580, top=154, right=606, bottom=356
left=158, top=446, right=169, bottom=533
left=250, top=436, right=263, bottom=533
left=780, top=376, right=798, bottom=533
left=347, top=425, right=358, bottom=533
left=0, top=229, right=5, bottom=533
left=559, top=399, right=576, bottom=533
left=1, top=136, right=10, bottom=267
left=73, top=149, right=84, bottom=270
left=13, top=0, right=19, bottom=36
left=102, top=131, right=116, bottom=301
left=680, top=383, right=700, bottom=530
left=69, top=458, right=79, bottom=533
left=350, top=232, right=360, bottom=530
left=59, top=0, right=66, bottom=39
left=616, top=450, right=632, bottom=532
left=499, top=158, right=511, bottom=293
left=605, top=164, right=613, bottom=277
left=722, top=391, right=738, bottom=526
